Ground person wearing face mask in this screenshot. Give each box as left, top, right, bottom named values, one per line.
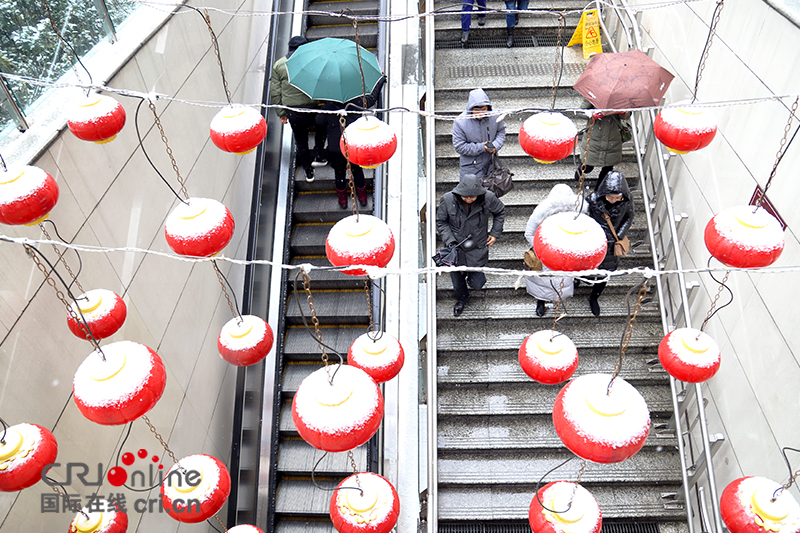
left=452, top=88, right=506, bottom=179
left=436, top=174, right=506, bottom=317
left=585, top=170, right=634, bottom=316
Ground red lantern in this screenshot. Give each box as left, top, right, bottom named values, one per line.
left=161, top=454, right=231, bottom=523
left=292, top=365, right=384, bottom=452
left=519, top=330, right=578, bottom=385
left=529, top=481, right=602, bottom=533
left=326, top=215, right=395, bottom=276
left=721, top=477, right=800, bottom=533
left=348, top=332, right=404, bottom=383
left=0, top=165, right=59, bottom=226
left=553, top=373, right=650, bottom=463
left=217, top=315, right=274, bottom=367
left=658, top=328, right=720, bottom=383
left=654, top=105, right=717, bottom=154
left=519, top=112, right=578, bottom=164
left=330, top=472, right=399, bottom=533
left=210, top=105, right=267, bottom=155
left=534, top=213, right=607, bottom=272
left=228, top=526, right=265, bottom=533
left=0, top=423, right=57, bottom=492
left=340, top=116, right=398, bottom=169
left=66, top=289, right=127, bottom=341
left=68, top=500, right=128, bottom=533
left=67, top=93, right=126, bottom=144
left=164, top=198, right=235, bottom=258
left=73, top=341, right=167, bottom=426
left=705, top=206, right=784, bottom=268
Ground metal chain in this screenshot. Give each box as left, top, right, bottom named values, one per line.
left=608, top=281, right=649, bottom=392
left=575, top=459, right=587, bottom=485
left=148, top=100, right=189, bottom=200
left=214, top=514, right=228, bottom=532
left=363, top=277, right=375, bottom=332
left=339, top=115, right=359, bottom=219
left=551, top=279, right=565, bottom=332
left=202, top=9, right=232, bottom=104
left=692, top=0, right=724, bottom=102
left=550, top=14, right=566, bottom=111
left=351, top=16, right=368, bottom=110
left=301, top=270, right=329, bottom=368
left=26, top=245, right=104, bottom=357
left=39, top=224, right=85, bottom=295
left=574, top=116, right=596, bottom=212
left=141, top=415, right=181, bottom=468
left=347, top=450, right=362, bottom=490
left=758, top=97, right=799, bottom=208
left=700, top=270, right=730, bottom=332
left=212, top=260, right=242, bottom=323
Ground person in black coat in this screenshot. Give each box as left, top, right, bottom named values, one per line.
left=586, top=170, right=634, bottom=316
left=436, top=174, right=506, bottom=316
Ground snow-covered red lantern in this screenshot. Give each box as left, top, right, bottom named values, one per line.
left=68, top=499, right=128, bottom=533
left=658, top=328, right=720, bottom=383
left=0, top=165, right=59, bottom=226
left=340, top=116, right=397, bottom=169
left=519, top=112, right=578, bottom=164
left=534, top=213, right=607, bottom=272
left=721, top=477, right=800, bottom=533
left=164, top=198, right=235, bottom=258
left=217, top=315, right=274, bottom=367
left=66, top=289, right=127, bottom=341
left=705, top=206, right=784, bottom=268
left=330, top=472, right=399, bottom=533
left=326, top=215, right=395, bottom=276
left=161, top=454, right=231, bottom=523
left=67, top=93, right=126, bottom=144
left=73, top=341, right=167, bottom=426
left=553, top=373, right=650, bottom=463
left=210, top=104, right=267, bottom=155
left=228, top=526, right=264, bottom=533
left=519, top=330, right=578, bottom=385
left=292, top=365, right=384, bottom=452
left=0, top=423, right=57, bottom=492
left=529, top=481, right=602, bottom=533
left=654, top=104, right=717, bottom=154
left=348, top=332, right=404, bottom=383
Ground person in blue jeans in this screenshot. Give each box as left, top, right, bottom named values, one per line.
left=505, top=0, right=529, bottom=47
left=461, top=0, right=487, bottom=43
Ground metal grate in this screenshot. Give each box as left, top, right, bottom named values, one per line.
left=602, top=523, right=661, bottom=533
left=447, top=63, right=584, bottom=79
left=439, top=522, right=663, bottom=533
left=436, top=33, right=562, bottom=50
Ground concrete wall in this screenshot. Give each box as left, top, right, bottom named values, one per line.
left=0, top=1, right=272, bottom=530
left=632, top=0, right=800, bottom=505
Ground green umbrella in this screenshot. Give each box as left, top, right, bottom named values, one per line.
left=285, top=38, right=383, bottom=103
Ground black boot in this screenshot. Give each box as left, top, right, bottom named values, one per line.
left=588, top=282, right=606, bottom=316
left=506, top=28, right=514, bottom=48
left=536, top=299, right=546, bottom=317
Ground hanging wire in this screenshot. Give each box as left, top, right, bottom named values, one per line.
left=141, top=415, right=185, bottom=473
left=111, top=421, right=166, bottom=492
left=212, top=260, right=243, bottom=323
left=213, top=514, right=228, bottom=532
left=206, top=519, right=225, bottom=533
left=39, top=220, right=85, bottom=295
left=310, top=451, right=364, bottom=495
left=756, top=97, right=800, bottom=209
left=691, top=0, right=724, bottom=103
left=146, top=98, right=190, bottom=200
left=550, top=279, right=567, bottom=335
left=574, top=116, right=596, bottom=214
left=699, top=258, right=733, bottom=332
left=607, top=278, right=650, bottom=394
left=533, top=456, right=576, bottom=513
left=0, top=416, right=8, bottom=444
left=549, top=13, right=566, bottom=112
left=772, top=447, right=800, bottom=501
left=0, top=153, right=7, bottom=172
left=40, top=0, right=94, bottom=93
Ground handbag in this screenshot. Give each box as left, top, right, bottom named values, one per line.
left=432, top=245, right=459, bottom=267
left=481, top=155, right=514, bottom=198
left=603, top=213, right=630, bottom=257
left=524, top=248, right=542, bottom=271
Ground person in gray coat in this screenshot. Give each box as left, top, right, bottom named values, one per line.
left=453, top=88, right=506, bottom=179
left=437, top=174, right=506, bottom=316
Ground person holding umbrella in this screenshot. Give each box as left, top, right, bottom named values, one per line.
left=269, top=36, right=327, bottom=183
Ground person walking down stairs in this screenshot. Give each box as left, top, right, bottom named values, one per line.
left=460, top=0, right=487, bottom=43
left=504, top=0, right=529, bottom=47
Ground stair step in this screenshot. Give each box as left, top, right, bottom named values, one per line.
left=276, top=519, right=335, bottom=533
left=289, top=257, right=366, bottom=290
left=307, top=1, right=378, bottom=28
left=435, top=295, right=660, bottom=321
left=277, top=438, right=366, bottom=475
left=283, top=325, right=368, bottom=360
left=275, top=477, right=346, bottom=515
left=285, top=290, right=370, bottom=325
left=306, top=25, right=378, bottom=49
left=294, top=193, right=373, bottom=223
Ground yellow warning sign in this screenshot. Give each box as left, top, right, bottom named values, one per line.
left=567, top=9, right=603, bottom=59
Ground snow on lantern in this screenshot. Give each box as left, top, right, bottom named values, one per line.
left=340, top=116, right=397, bottom=169
left=67, top=93, right=126, bottom=145
left=529, top=481, right=602, bottom=533
left=326, top=215, right=395, bottom=276
left=705, top=206, right=784, bottom=268
left=228, top=526, right=265, bottom=533
left=292, top=365, right=384, bottom=453
left=217, top=315, right=274, bottom=367
left=654, top=104, right=717, bottom=154
left=73, top=341, right=167, bottom=426
left=164, top=198, right=235, bottom=258
left=553, top=373, right=650, bottom=464
left=0, top=164, right=59, bottom=226
left=68, top=499, right=128, bottom=533
left=348, top=332, right=404, bottom=384
left=66, top=289, right=127, bottom=341
left=330, top=472, right=399, bottom=533
left=519, top=330, right=578, bottom=385
left=519, top=112, right=578, bottom=164
left=658, top=328, right=720, bottom=383
left=721, top=477, right=800, bottom=533
left=0, top=423, right=57, bottom=492
left=161, top=454, right=231, bottom=523
left=533, top=213, right=607, bottom=272
left=209, top=104, right=267, bottom=155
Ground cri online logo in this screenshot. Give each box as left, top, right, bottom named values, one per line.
left=107, top=448, right=163, bottom=487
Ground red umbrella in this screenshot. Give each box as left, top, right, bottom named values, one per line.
left=573, top=50, right=674, bottom=109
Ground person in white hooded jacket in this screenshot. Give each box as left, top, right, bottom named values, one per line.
left=524, top=183, right=588, bottom=316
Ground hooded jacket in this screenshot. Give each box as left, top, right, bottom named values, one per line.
left=436, top=174, right=506, bottom=267
left=580, top=113, right=626, bottom=168
left=269, top=38, right=315, bottom=119
left=452, top=88, right=506, bottom=178
left=587, top=171, right=634, bottom=270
